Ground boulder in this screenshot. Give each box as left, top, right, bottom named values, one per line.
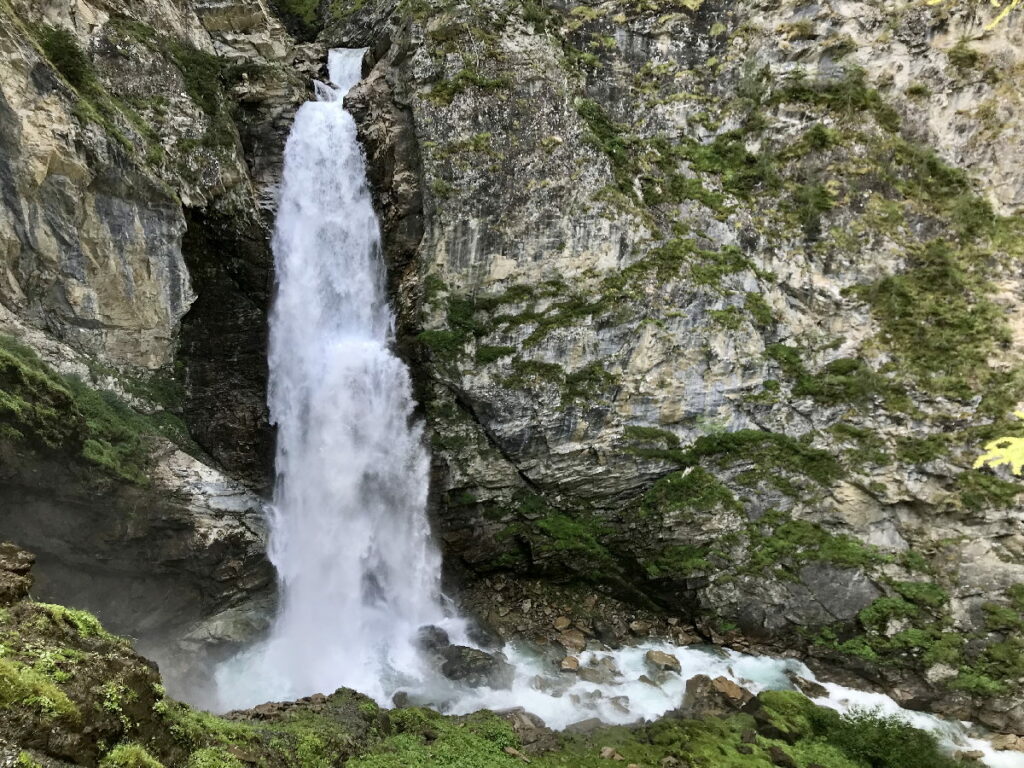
left=499, top=708, right=559, bottom=753
left=768, top=745, right=797, bottom=768
left=578, top=666, right=614, bottom=685
left=503, top=746, right=531, bottom=763
left=560, top=656, right=580, bottom=672
left=564, top=718, right=605, bottom=735
left=644, top=650, right=681, bottom=675
left=628, top=620, right=652, bottom=636
left=789, top=674, right=828, bottom=699
left=677, top=675, right=753, bottom=719
left=955, top=751, right=985, bottom=762
left=556, top=629, right=587, bottom=653
left=992, top=734, right=1024, bottom=752
left=578, top=655, right=620, bottom=684
left=440, top=645, right=514, bottom=689
left=416, top=625, right=451, bottom=654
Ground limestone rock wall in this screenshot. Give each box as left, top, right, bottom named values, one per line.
left=333, top=0, right=1024, bottom=732
left=0, top=0, right=313, bottom=687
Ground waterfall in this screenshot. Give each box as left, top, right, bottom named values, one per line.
left=215, top=49, right=458, bottom=708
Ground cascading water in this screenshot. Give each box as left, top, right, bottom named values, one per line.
left=213, top=50, right=1024, bottom=768
left=216, top=48, right=462, bottom=708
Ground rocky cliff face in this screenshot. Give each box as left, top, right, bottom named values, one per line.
left=327, top=0, right=1024, bottom=732
left=1, top=0, right=1022, bottom=740
left=0, top=0, right=316, bottom=695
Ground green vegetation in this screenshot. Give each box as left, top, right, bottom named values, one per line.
left=642, top=543, right=711, bottom=579
left=816, top=580, right=1024, bottom=696
left=743, top=514, right=884, bottom=574
left=774, top=68, right=900, bottom=132
left=36, top=26, right=94, bottom=90
left=26, top=23, right=164, bottom=159
left=534, top=512, right=612, bottom=564
left=270, top=0, right=322, bottom=39
left=348, top=708, right=516, bottom=768
left=744, top=292, right=774, bottom=327
left=0, top=334, right=191, bottom=484
left=947, top=40, right=982, bottom=70
left=764, top=346, right=902, bottom=409
left=640, top=467, right=741, bottom=516
left=955, top=469, right=1022, bottom=510
left=686, top=430, right=843, bottom=490
left=790, top=182, right=834, bottom=240
left=576, top=99, right=637, bottom=196
left=40, top=604, right=116, bottom=640
left=0, top=657, right=79, bottom=721
left=159, top=41, right=240, bottom=148
left=186, top=748, right=243, bottom=768
left=852, top=240, right=1007, bottom=401
left=0, top=585, right=982, bottom=768
left=475, top=345, right=516, bottom=365
left=625, top=423, right=842, bottom=489
left=427, top=69, right=510, bottom=105
left=101, top=17, right=249, bottom=153
left=348, top=691, right=965, bottom=768
left=100, top=744, right=164, bottom=768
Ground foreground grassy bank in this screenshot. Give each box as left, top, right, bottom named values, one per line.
left=0, top=545, right=981, bottom=768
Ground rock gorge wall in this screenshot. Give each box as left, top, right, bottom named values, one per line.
left=1, top=0, right=1023, bottom=739
left=0, top=0, right=316, bottom=695
left=322, top=0, right=1024, bottom=733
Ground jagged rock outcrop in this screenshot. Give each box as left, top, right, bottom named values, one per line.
left=0, top=0, right=314, bottom=693
left=329, top=0, right=1024, bottom=732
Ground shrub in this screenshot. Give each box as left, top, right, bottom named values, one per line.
left=100, top=745, right=164, bottom=768
left=186, top=748, right=243, bottom=768
left=36, top=26, right=94, bottom=91
left=809, top=707, right=963, bottom=768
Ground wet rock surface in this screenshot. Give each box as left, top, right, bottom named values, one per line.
left=440, top=645, right=515, bottom=689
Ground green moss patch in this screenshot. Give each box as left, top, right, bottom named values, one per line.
left=0, top=581, right=977, bottom=768
left=815, top=580, right=1024, bottom=697
left=0, top=335, right=191, bottom=484
left=851, top=240, right=1008, bottom=401
left=0, top=658, right=79, bottom=722
left=348, top=709, right=517, bottom=768
left=100, top=744, right=165, bottom=768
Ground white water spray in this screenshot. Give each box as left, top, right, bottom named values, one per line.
left=216, top=49, right=460, bottom=707
left=212, top=51, right=1024, bottom=768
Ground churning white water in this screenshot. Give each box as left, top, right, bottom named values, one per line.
left=213, top=49, right=1024, bottom=768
